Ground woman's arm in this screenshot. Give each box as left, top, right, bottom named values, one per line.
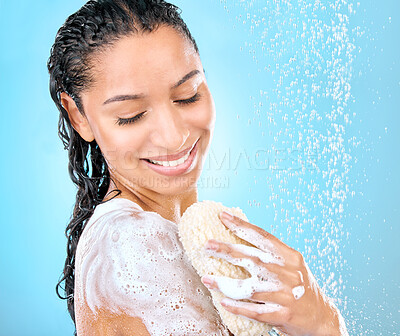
left=200, top=211, right=349, bottom=336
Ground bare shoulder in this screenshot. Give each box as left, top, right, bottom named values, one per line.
left=74, top=200, right=180, bottom=334
left=76, top=303, right=151, bottom=336
left=75, top=203, right=153, bottom=334
left=74, top=200, right=226, bottom=335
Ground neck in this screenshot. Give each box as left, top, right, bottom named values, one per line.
left=103, top=174, right=198, bottom=224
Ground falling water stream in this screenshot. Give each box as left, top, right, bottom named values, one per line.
left=210, top=0, right=399, bottom=334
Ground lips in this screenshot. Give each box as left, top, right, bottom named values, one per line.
left=141, top=138, right=200, bottom=177
left=143, top=139, right=199, bottom=162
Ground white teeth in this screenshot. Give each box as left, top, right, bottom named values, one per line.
left=148, top=150, right=191, bottom=167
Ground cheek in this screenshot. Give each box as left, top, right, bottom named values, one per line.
left=190, top=96, right=216, bottom=131
left=94, top=121, right=147, bottom=165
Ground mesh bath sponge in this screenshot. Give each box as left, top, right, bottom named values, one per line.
left=178, top=200, right=274, bottom=336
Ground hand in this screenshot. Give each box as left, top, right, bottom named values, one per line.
left=200, top=211, right=348, bottom=336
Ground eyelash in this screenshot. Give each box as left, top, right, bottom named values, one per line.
left=175, top=92, right=201, bottom=105
left=116, top=93, right=201, bottom=126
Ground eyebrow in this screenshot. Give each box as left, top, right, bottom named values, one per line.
left=102, top=69, right=202, bottom=105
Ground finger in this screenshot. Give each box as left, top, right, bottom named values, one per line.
left=205, top=241, right=306, bottom=291
left=204, top=243, right=263, bottom=274
left=202, top=275, right=254, bottom=300
left=249, top=287, right=292, bottom=305
left=220, top=297, right=286, bottom=325
left=204, top=240, right=281, bottom=285
left=202, top=274, right=282, bottom=301
left=205, top=240, right=284, bottom=267
left=219, top=211, right=293, bottom=258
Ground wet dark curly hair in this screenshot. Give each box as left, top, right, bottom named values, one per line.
left=47, top=0, right=199, bottom=333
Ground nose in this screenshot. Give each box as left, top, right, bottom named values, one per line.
left=150, top=105, right=190, bottom=153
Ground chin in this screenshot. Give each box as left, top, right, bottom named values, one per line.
left=152, top=166, right=203, bottom=196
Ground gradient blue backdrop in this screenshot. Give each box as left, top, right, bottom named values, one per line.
left=0, top=0, right=398, bottom=335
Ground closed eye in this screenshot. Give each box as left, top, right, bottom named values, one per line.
left=116, top=93, right=201, bottom=126
left=174, top=92, right=201, bottom=105
left=116, top=112, right=146, bottom=126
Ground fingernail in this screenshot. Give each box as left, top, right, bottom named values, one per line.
left=202, top=276, right=213, bottom=285
left=205, top=240, right=219, bottom=250
left=220, top=298, right=233, bottom=306
left=220, top=210, right=234, bottom=221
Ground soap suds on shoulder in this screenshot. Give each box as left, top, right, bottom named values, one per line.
left=75, top=198, right=230, bottom=336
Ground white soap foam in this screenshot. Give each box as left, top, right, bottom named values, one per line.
left=229, top=242, right=284, bottom=266
left=204, top=241, right=283, bottom=301
left=75, top=198, right=230, bottom=336
left=231, top=226, right=276, bottom=252
left=297, top=270, right=304, bottom=283
left=292, top=285, right=305, bottom=300
left=222, top=221, right=285, bottom=265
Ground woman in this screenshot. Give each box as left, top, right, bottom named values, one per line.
left=47, top=0, right=348, bottom=335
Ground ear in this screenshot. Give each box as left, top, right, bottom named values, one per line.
left=60, top=92, right=95, bottom=142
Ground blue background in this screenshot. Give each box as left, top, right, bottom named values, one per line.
left=0, top=0, right=398, bottom=335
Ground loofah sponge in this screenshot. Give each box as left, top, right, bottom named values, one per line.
left=178, top=200, right=274, bottom=336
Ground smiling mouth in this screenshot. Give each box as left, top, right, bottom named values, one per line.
left=142, top=139, right=199, bottom=167
left=144, top=152, right=191, bottom=167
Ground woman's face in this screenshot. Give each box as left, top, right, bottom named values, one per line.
left=79, top=25, right=215, bottom=196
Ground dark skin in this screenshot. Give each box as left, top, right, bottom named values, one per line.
left=63, top=25, right=218, bottom=335
left=61, top=25, right=347, bottom=335
left=200, top=211, right=349, bottom=336
left=61, top=25, right=215, bottom=224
